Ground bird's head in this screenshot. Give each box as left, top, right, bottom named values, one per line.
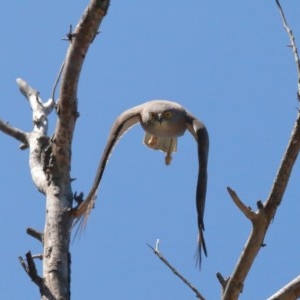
left=141, top=101, right=187, bottom=137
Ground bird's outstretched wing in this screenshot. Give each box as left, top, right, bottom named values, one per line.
left=186, top=113, right=209, bottom=267
left=72, top=105, right=142, bottom=227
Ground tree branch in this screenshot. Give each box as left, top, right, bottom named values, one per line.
left=265, top=111, right=300, bottom=215
left=14, top=79, right=56, bottom=194
left=223, top=96, right=300, bottom=300
left=147, top=239, right=205, bottom=300
left=222, top=3, right=300, bottom=298
left=19, top=251, right=43, bottom=285
left=19, top=251, right=55, bottom=300
left=0, top=119, right=28, bottom=148
left=16, top=78, right=55, bottom=135
left=51, top=60, right=65, bottom=103
left=222, top=208, right=268, bottom=299
left=216, top=272, right=230, bottom=293
left=53, top=0, right=110, bottom=168
left=27, top=227, right=43, bottom=242
left=268, top=275, right=300, bottom=300
left=275, top=0, right=300, bottom=99
left=227, top=187, right=256, bottom=221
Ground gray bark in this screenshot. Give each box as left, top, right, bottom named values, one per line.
left=0, top=1, right=110, bottom=299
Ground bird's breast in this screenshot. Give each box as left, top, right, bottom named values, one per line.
left=142, top=120, right=186, bottom=137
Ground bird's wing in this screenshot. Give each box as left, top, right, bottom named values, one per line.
left=186, top=112, right=209, bottom=267
left=73, top=105, right=142, bottom=228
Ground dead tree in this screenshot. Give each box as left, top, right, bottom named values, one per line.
left=0, top=1, right=110, bottom=299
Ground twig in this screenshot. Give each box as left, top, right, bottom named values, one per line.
left=26, top=227, right=43, bottom=242
left=276, top=0, right=300, bottom=99
left=216, top=272, right=230, bottom=292
left=19, top=251, right=56, bottom=299
left=31, top=254, right=43, bottom=260
left=19, top=251, right=43, bottom=286
left=147, top=239, right=205, bottom=300
left=51, top=60, right=65, bottom=103
left=0, top=119, right=28, bottom=148
left=227, top=187, right=256, bottom=221
left=62, top=25, right=76, bottom=42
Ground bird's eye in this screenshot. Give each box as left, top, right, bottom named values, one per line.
left=149, top=112, right=156, bottom=119
left=164, top=111, right=172, bottom=118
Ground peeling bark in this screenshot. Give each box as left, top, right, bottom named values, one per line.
left=0, top=1, right=110, bottom=299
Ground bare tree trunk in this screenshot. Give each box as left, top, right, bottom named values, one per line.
left=42, top=192, right=73, bottom=299
left=0, top=1, right=110, bottom=299
left=40, top=1, right=110, bottom=298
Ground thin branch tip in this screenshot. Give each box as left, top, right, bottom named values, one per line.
left=146, top=243, right=154, bottom=250
left=256, top=200, right=264, bottom=210
left=51, top=61, right=65, bottom=102
left=148, top=240, right=205, bottom=299
left=26, top=227, right=43, bottom=242
left=227, top=187, right=255, bottom=220
left=155, top=238, right=160, bottom=252
left=276, top=0, right=300, bottom=98
left=216, top=272, right=230, bottom=291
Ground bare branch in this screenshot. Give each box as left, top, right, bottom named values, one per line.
left=26, top=227, right=43, bottom=242
left=53, top=0, right=110, bottom=165
left=265, top=111, right=300, bottom=215
left=223, top=104, right=300, bottom=300
left=19, top=252, right=56, bottom=300
left=275, top=0, right=300, bottom=99
left=222, top=3, right=300, bottom=298
left=227, top=187, right=256, bottom=221
left=16, top=78, right=55, bottom=135
left=51, top=60, right=65, bottom=103
left=31, top=254, right=43, bottom=260
left=222, top=210, right=268, bottom=299
left=223, top=71, right=300, bottom=298
left=0, top=119, right=28, bottom=148
left=216, top=272, right=230, bottom=292
left=19, top=252, right=44, bottom=289
left=268, top=275, right=300, bottom=300
left=0, top=78, right=54, bottom=151
left=147, top=240, right=205, bottom=300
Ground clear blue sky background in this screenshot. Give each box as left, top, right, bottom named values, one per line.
left=0, top=1, right=300, bottom=299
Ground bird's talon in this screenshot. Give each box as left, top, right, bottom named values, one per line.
left=148, top=135, right=158, bottom=146
left=165, top=154, right=172, bottom=165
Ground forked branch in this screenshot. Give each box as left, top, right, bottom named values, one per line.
left=222, top=2, right=300, bottom=299
left=19, top=252, right=55, bottom=300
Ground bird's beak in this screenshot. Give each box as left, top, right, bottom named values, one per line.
left=157, top=113, right=163, bottom=124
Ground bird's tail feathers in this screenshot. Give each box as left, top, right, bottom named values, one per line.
left=194, top=229, right=207, bottom=269
left=72, top=192, right=97, bottom=238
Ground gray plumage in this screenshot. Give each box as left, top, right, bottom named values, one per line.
left=74, top=100, right=209, bottom=265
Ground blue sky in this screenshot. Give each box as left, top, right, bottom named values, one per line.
left=0, top=1, right=300, bottom=299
